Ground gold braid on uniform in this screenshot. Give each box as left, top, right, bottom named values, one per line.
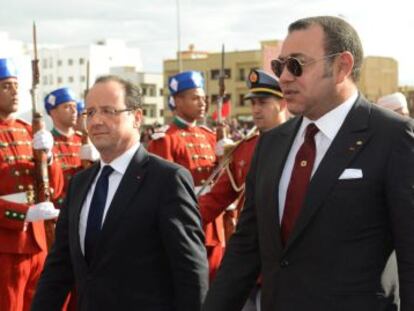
left=225, top=163, right=244, bottom=193
left=224, top=127, right=258, bottom=193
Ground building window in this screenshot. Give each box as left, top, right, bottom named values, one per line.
left=49, top=58, right=53, bottom=68
left=210, top=69, right=231, bottom=80
left=57, top=77, right=63, bottom=84
left=239, top=68, right=245, bottom=81
left=42, top=76, right=48, bottom=85
left=150, top=107, right=156, bottom=118
left=57, top=60, right=62, bottom=66
left=68, top=76, right=74, bottom=83
left=239, top=94, right=246, bottom=106
left=68, top=59, right=73, bottom=66
left=141, top=88, right=147, bottom=96
left=159, top=88, right=163, bottom=96
left=148, top=86, right=156, bottom=97
left=79, top=58, right=85, bottom=65
left=80, top=75, right=86, bottom=82
left=160, top=109, right=164, bottom=117
left=42, top=59, right=48, bottom=69
left=49, top=75, right=54, bottom=84
left=143, top=109, right=147, bottom=116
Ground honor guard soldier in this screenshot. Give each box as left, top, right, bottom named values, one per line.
left=0, top=58, right=63, bottom=311
left=45, top=88, right=98, bottom=209
left=147, top=71, right=223, bottom=280
left=199, top=70, right=288, bottom=306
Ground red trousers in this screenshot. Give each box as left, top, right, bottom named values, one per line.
left=207, top=245, right=224, bottom=281
left=0, top=251, right=46, bottom=311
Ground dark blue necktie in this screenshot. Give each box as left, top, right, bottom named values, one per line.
left=85, top=165, right=114, bottom=263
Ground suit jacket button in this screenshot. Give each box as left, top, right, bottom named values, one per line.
left=280, top=260, right=289, bottom=268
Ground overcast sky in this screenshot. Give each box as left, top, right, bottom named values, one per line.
left=1, top=0, right=413, bottom=85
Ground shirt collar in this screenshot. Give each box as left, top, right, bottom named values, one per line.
left=299, top=91, right=358, bottom=140
left=100, top=140, right=140, bottom=175
left=174, top=115, right=196, bottom=128
left=52, top=127, right=74, bottom=138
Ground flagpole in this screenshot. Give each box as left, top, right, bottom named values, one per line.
left=176, top=0, right=183, bottom=72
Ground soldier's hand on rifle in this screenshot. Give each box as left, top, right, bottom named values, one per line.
left=80, top=144, right=100, bottom=162
left=26, top=201, right=60, bottom=222
left=32, top=130, right=54, bottom=158
left=215, top=137, right=234, bottom=157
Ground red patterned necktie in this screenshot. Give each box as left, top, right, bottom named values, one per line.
left=281, top=123, right=319, bottom=246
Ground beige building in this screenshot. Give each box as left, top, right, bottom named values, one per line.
left=358, top=56, right=398, bottom=102
left=163, top=41, right=282, bottom=122
left=164, top=44, right=399, bottom=122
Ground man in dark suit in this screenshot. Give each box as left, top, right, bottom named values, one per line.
left=31, top=75, right=209, bottom=311
left=203, top=16, right=414, bottom=311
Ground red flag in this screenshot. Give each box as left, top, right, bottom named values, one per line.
left=212, top=98, right=231, bottom=121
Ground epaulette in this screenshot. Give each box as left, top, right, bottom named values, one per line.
left=75, top=130, right=83, bottom=137
left=154, top=125, right=170, bottom=133
left=151, top=125, right=169, bottom=140
left=16, top=118, right=31, bottom=126
left=199, top=125, right=214, bottom=133
left=243, top=129, right=259, bottom=142
left=228, top=129, right=259, bottom=154
left=151, top=132, right=166, bottom=140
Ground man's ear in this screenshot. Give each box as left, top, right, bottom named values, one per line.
left=335, top=51, right=354, bottom=84
left=133, top=109, right=143, bottom=129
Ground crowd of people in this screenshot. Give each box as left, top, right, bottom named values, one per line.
left=0, top=15, right=412, bottom=311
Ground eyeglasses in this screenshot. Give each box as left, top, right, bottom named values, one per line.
left=270, top=53, right=341, bottom=78
left=82, top=107, right=133, bottom=119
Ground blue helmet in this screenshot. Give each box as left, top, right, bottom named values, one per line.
left=44, top=87, right=77, bottom=114
left=0, top=58, right=18, bottom=80
left=168, top=71, right=204, bottom=109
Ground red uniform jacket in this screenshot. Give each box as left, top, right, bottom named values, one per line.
left=199, top=133, right=259, bottom=247
left=0, top=118, right=63, bottom=254
left=148, top=119, right=216, bottom=187
left=147, top=118, right=221, bottom=248
left=51, top=128, right=83, bottom=209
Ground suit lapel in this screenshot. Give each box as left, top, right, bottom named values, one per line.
left=260, top=118, right=301, bottom=249
left=283, top=97, right=373, bottom=252
left=92, top=146, right=148, bottom=258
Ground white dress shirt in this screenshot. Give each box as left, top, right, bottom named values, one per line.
left=79, top=141, right=141, bottom=254
left=278, top=92, right=358, bottom=222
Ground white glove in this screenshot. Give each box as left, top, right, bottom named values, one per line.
left=79, top=144, right=100, bottom=161
left=225, top=202, right=237, bottom=211
left=215, top=138, right=234, bottom=156
left=32, top=130, right=54, bottom=157
left=26, top=201, right=60, bottom=222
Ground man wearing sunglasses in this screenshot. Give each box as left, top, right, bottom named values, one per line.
left=203, top=16, right=414, bottom=311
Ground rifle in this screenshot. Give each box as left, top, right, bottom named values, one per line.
left=197, top=128, right=258, bottom=198
left=30, top=22, right=55, bottom=250
left=197, top=126, right=258, bottom=241
left=80, top=60, right=92, bottom=168
left=197, top=46, right=229, bottom=196
left=216, top=44, right=227, bottom=141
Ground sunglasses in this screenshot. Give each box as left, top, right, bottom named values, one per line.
left=270, top=53, right=341, bottom=78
